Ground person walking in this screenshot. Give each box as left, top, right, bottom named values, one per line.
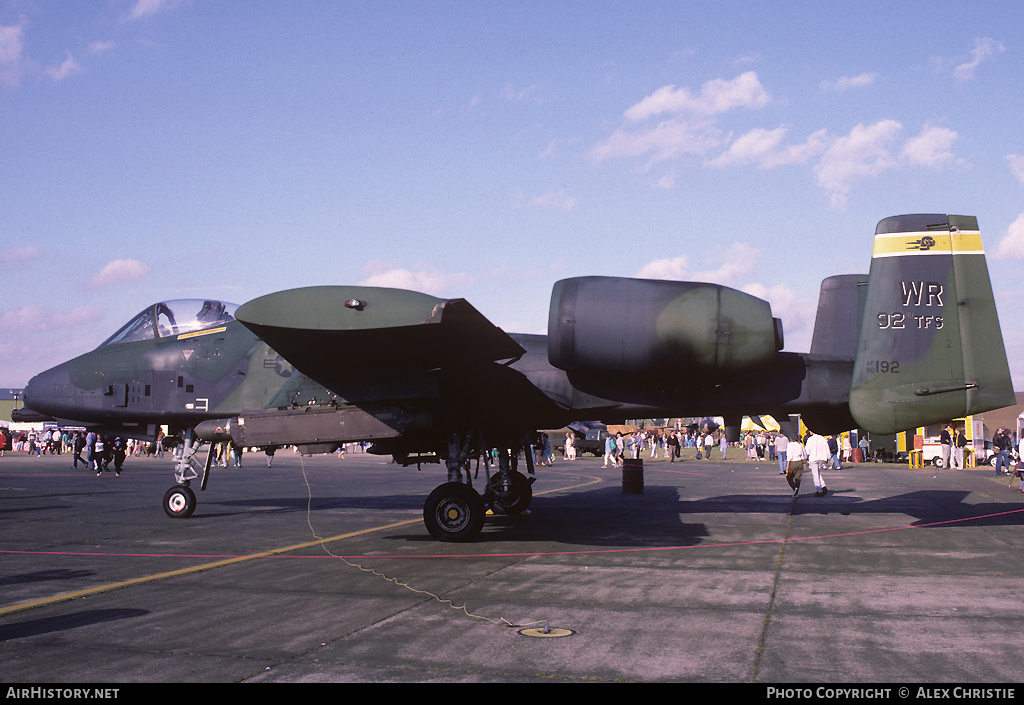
left=776, top=433, right=788, bottom=474
left=805, top=432, right=831, bottom=497
left=785, top=435, right=805, bottom=497
left=603, top=433, right=618, bottom=468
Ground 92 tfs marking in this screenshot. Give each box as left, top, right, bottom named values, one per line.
left=877, top=312, right=943, bottom=329
left=865, top=360, right=899, bottom=374
left=877, top=312, right=905, bottom=329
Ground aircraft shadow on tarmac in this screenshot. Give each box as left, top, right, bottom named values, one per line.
left=0, top=569, right=95, bottom=589
left=201, top=484, right=1024, bottom=546
left=0, top=609, right=149, bottom=643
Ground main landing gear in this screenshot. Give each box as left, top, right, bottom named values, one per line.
left=422, top=434, right=536, bottom=542
left=157, top=427, right=539, bottom=543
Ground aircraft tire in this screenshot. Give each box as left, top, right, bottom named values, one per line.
left=423, top=482, right=485, bottom=542
left=163, top=485, right=197, bottom=519
left=487, top=471, right=533, bottom=515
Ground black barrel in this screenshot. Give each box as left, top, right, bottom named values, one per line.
left=621, top=458, right=644, bottom=494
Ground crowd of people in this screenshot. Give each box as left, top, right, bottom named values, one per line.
left=558, top=427, right=859, bottom=467
left=572, top=427, right=850, bottom=498
left=0, top=427, right=166, bottom=475
left=0, top=425, right=362, bottom=474
left=3, top=421, right=1021, bottom=493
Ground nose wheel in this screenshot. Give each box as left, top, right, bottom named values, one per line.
left=163, top=484, right=197, bottom=518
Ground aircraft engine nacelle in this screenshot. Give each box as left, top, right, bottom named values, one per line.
left=548, top=277, right=783, bottom=378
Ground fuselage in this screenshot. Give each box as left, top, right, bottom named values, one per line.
left=21, top=317, right=855, bottom=444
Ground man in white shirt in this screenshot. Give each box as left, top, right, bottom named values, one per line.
left=775, top=434, right=788, bottom=475
left=804, top=432, right=831, bottom=497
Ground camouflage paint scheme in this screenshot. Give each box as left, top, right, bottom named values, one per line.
left=16, top=214, right=1014, bottom=540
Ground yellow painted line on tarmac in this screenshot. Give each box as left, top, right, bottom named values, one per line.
left=0, top=519, right=421, bottom=618
left=0, top=473, right=601, bottom=618
left=533, top=473, right=603, bottom=495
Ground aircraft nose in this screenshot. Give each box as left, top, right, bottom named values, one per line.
left=21, top=364, right=71, bottom=417
left=22, top=372, right=44, bottom=409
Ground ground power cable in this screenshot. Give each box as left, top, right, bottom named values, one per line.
left=298, top=455, right=550, bottom=632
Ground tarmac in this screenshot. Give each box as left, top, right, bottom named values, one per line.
left=2, top=445, right=1024, bottom=686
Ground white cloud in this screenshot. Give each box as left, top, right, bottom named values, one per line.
left=705, top=127, right=829, bottom=169
left=526, top=188, right=576, bottom=211
left=1007, top=154, right=1024, bottom=184
left=899, top=125, right=959, bottom=168
left=810, top=122, right=960, bottom=208
left=46, top=52, right=82, bottom=82
left=995, top=214, right=1024, bottom=259
left=709, top=122, right=958, bottom=207
left=623, top=72, right=770, bottom=122
left=636, top=242, right=760, bottom=285
left=704, top=127, right=787, bottom=168
left=0, top=246, right=42, bottom=264
left=953, top=37, right=1004, bottom=83
left=0, top=305, right=48, bottom=333
left=820, top=73, right=878, bottom=92
left=590, top=72, right=770, bottom=167
left=741, top=282, right=816, bottom=350
left=0, top=20, right=33, bottom=88
left=690, top=242, right=761, bottom=285
left=500, top=83, right=540, bottom=103
left=0, top=304, right=103, bottom=334
left=89, top=41, right=117, bottom=54
left=358, top=261, right=472, bottom=296
left=813, top=120, right=902, bottom=209
left=589, top=115, right=723, bottom=166
left=84, top=259, right=152, bottom=289
left=594, top=74, right=962, bottom=209
left=128, top=0, right=181, bottom=21
left=636, top=254, right=689, bottom=280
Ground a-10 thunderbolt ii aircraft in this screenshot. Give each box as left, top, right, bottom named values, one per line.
left=14, top=214, right=1015, bottom=541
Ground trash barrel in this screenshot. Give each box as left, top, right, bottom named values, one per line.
left=852, top=447, right=863, bottom=463
left=622, top=458, right=644, bottom=494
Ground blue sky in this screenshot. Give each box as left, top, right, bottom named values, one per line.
left=2, top=0, right=1022, bottom=391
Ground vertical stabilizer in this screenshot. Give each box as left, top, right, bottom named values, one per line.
left=809, top=274, right=868, bottom=358
left=849, top=214, right=1014, bottom=434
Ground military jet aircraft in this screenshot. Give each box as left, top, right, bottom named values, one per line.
left=15, top=214, right=1014, bottom=541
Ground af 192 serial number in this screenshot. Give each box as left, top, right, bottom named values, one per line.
left=865, top=360, right=900, bottom=374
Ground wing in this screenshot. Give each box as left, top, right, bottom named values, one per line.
left=235, top=286, right=526, bottom=393
left=232, top=287, right=571, bottom=449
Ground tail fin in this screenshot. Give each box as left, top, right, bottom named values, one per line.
left=849, top=214, right=1015, bottom=434
left=810, top=274, right=868, bottom=358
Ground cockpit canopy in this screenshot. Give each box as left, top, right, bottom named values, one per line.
left=101, top=300, right=238, bottom=346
